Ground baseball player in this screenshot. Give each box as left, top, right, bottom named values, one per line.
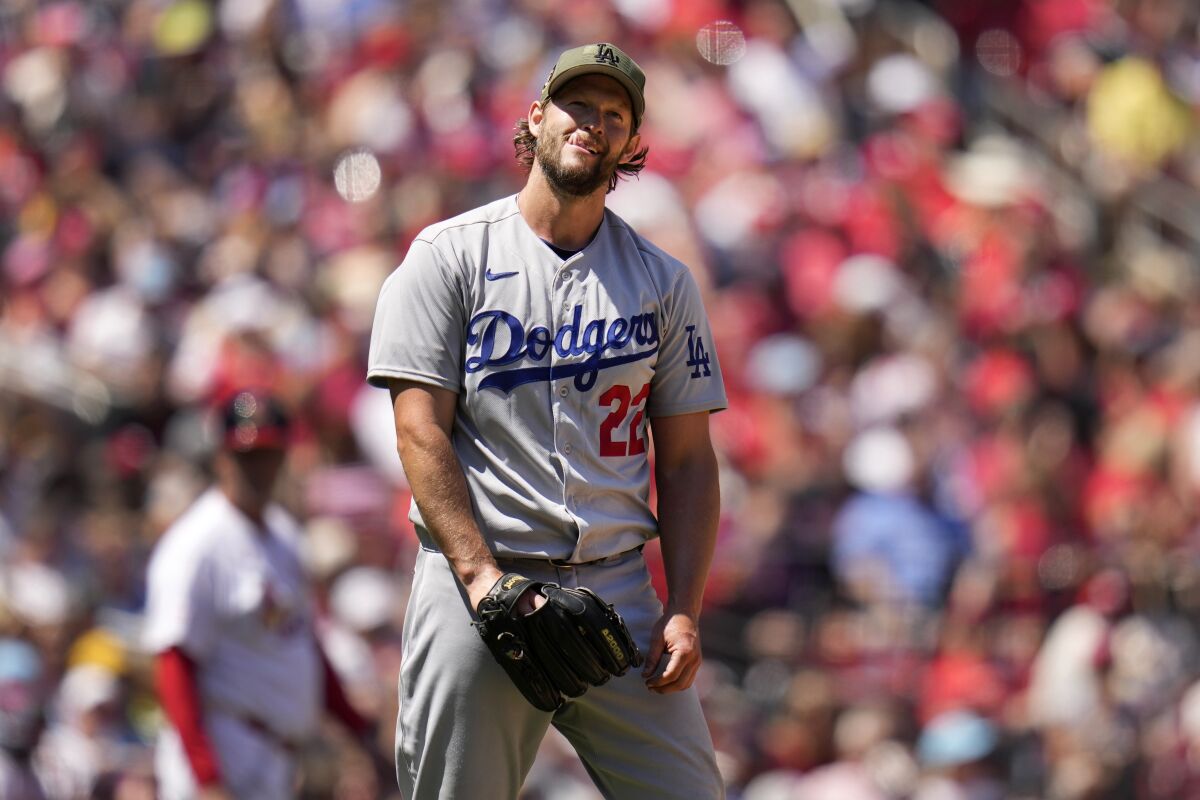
left=143, top=390, right=371, bottom=799
left=368, top=43, right=726, bottom=799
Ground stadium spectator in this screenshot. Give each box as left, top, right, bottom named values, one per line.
left=0, top=0, right=1198, bottom=796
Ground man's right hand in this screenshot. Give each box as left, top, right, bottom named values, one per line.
left=464, top=565, right=507, bottom=613
left=467, top=568, right=545, bottom=615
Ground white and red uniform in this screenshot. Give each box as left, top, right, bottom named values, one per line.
left=144, top=487, right=361, bottom=799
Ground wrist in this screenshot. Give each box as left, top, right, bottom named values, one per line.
left=460, top=564, right=505, bottom=609
left=664, top=599, right=702, bottom=619
left=451, top=554, right=501, bottom=588
left=462, top=565, right=503, bottom=590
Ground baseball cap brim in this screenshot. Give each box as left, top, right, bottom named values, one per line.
left=218, top=389, right=291, bottom=452
left=224, top=423, right=288, bottom=452
left=543, top=64, right=645, bottom=125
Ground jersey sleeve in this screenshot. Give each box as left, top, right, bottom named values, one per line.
left=155, top=647, right=223, bottom=786
left=647, top=266, right=727, bottom=417
left=367, top=238, right=466, bottom=392
left=142, top=539, right=219, bottom=659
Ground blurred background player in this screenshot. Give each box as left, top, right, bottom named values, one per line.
left=142, top=390, right=372, bottom=799
left=3, top=1, right=1200, bottom=797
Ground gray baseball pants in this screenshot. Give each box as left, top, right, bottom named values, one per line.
left=395, top=546, right=725, bottom=800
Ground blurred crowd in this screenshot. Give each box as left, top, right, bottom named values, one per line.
left=2, top=0, right=1200, bottom=797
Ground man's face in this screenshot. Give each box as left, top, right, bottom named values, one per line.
left=534, top=74, right=639, bottom=197
left=217, top=447, right=286, bottom=507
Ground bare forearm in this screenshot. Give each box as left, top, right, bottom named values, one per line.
left=655, top=450, right=720, bottom=618
left=395, top=409, right=501, bottom=603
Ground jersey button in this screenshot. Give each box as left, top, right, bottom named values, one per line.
left=563, top=444, right=573, bottom=455
left=558, top=386, right=569, bottom=397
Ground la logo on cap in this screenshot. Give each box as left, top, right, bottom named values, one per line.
left=593, top=43, right=619, bottom=66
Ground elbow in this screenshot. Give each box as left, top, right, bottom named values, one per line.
left=656, top=447, right=719, bottom=489
left=393, top=414, right=453, bottom=470
left=390, top=382, right=457, bottom=464
left=395, top=420, right=434, bottom=462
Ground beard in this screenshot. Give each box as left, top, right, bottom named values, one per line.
left=535, top=130, right=623, bottom=197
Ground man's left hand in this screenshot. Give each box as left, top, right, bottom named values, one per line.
left=642, top=611, right=702, bottom=693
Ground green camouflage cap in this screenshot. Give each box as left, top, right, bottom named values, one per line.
left=540, top=43, right=646, bottom=127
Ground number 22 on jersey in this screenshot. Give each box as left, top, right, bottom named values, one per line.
left=599, top=383, right=650, bottom=457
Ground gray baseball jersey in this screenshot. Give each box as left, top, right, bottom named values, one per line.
left=367, top=194, right=725, bottom=562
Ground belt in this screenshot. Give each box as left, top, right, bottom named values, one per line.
left=236, top=714, right=300, bottom=756
left=497, top=544, right=643, bottom=569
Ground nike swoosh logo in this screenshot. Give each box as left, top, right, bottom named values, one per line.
left=485, top=268, right=519, bottom=281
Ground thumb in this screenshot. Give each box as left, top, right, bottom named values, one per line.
left=641, top=631, right=665, bottom=679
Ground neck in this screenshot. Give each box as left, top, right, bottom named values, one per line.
left=219, top=485, right=268, bottom=529
left=517, top=168, right=607, bottom=251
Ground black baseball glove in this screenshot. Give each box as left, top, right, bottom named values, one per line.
left=473, top=573, right=643, bottom=711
